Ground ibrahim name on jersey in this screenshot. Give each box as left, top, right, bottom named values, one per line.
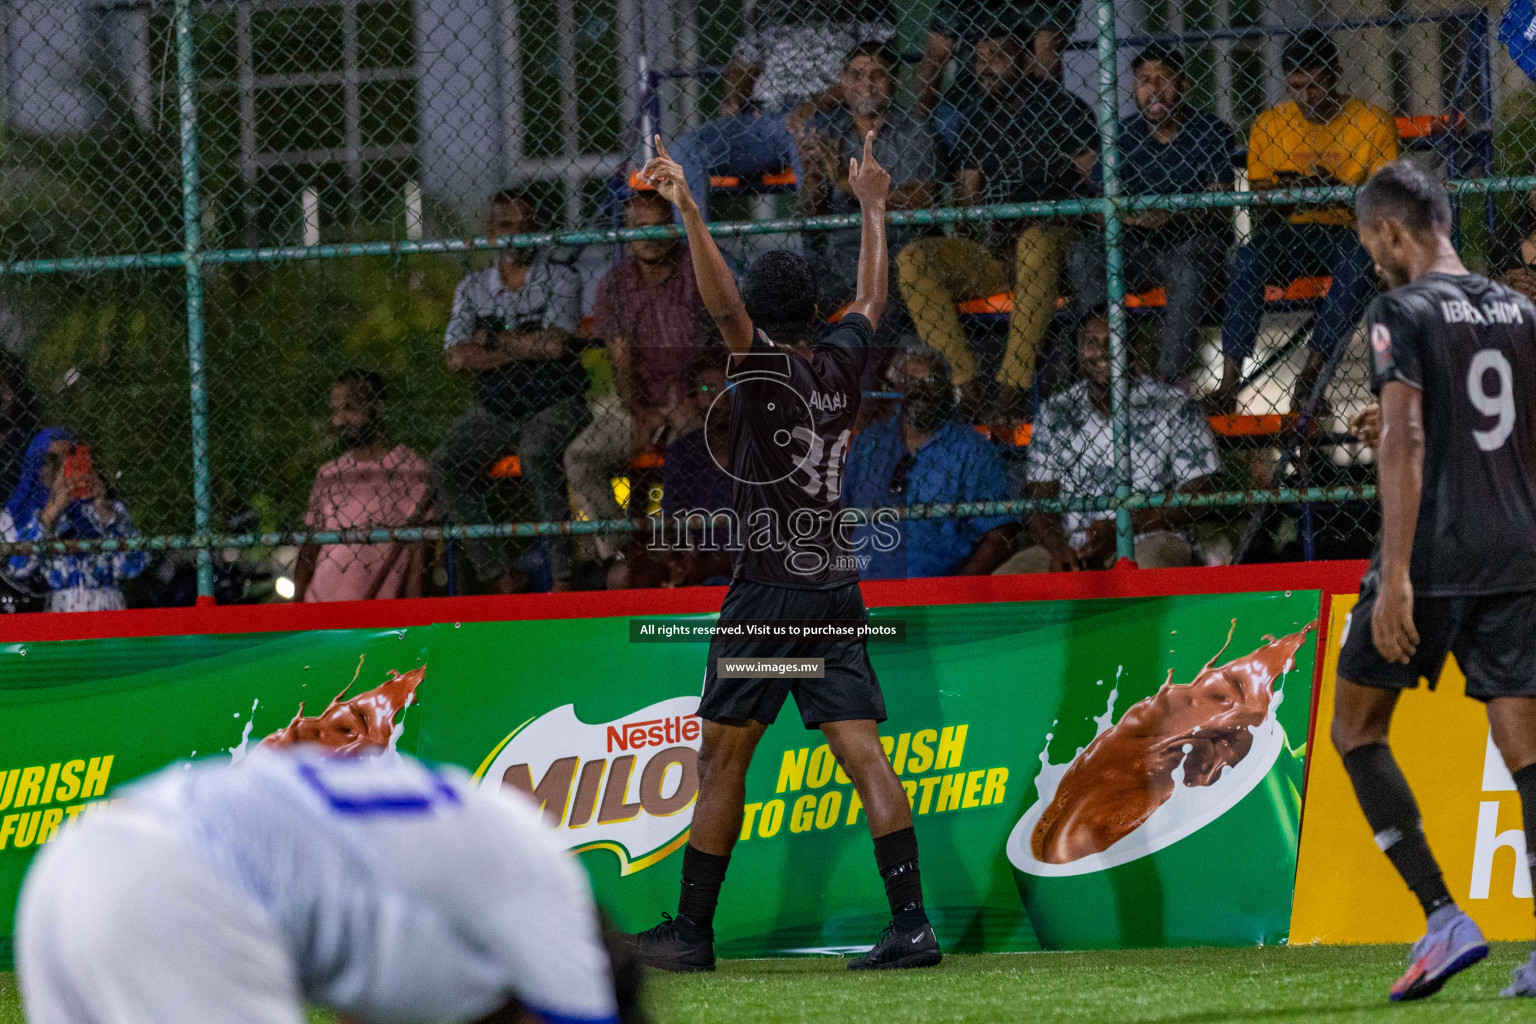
left=1366, top=272, right=1536, bottom=596
left=17, top=747, right=618, bottom=1024
left=723, top=312, right=878, bottom=588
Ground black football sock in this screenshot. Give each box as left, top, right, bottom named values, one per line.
left=1512, top=762, right=1536, bottom=929
left=677, top=845, right=730, bottom=938
left=1342, top=742, right=1454, bottom=917
left=873, top=827, right=929, bottom=931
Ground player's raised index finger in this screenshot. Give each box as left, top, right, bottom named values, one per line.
left=654, top=135, right=671, bottom=161
left=863, top=129, right=875, bottom=162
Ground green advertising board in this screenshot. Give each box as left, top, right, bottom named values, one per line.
left=0, top=591, right=1320, bottom=966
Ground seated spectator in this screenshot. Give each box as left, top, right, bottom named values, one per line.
left=995, top=314, right=1217, bottom=572
left=657, top=358, right=735, bottom=587
left=1211, top=30, right=1396, bottom=412
left=843, top=348, right=1018, bottom=578
left=797, top=40, right=938, bottom=351
left=1493, top=183, right=1536, bottom=302
left=897, top=25, right=1096, bottom=415
left=0, top=355, right=40, bottom=499
left=1067, top=46, right=1235, bottom=385
left=293, top=370, right=433, bottom=603
left=916, top=4, right=1071, bottom=165
left=666, top=0, right=894, bottom=220
left=1502, top=251, right=1536, bottom=304
left=431, top=190, right=589, bottom=593
left=565, top=189, right=709, bottom=560
left=0, top=428, right=146, bottom=611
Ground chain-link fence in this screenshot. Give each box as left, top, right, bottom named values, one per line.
left=0, top=0, right=1532, bottom=606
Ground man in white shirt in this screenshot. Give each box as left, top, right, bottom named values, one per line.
left=996, top=314, right=1219, bottom=572
left=17, top=747, right=640, bottom=1024
left=432, top=190, right=589, bottom=592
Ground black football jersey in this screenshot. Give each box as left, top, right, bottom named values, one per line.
left=1366, top=272, right=1536, bottom=595
left=723, top=313, right=875, bottom=588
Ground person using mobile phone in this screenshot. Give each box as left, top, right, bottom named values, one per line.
left=0, top=428, right=147, bottom=612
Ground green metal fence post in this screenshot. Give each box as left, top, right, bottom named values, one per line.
left=174, top=0, right=215, bottom=602
left=1093, top=0, right=1134, bottom=562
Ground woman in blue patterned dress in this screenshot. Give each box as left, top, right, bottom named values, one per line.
left=0, top=429, right=147, bottom=612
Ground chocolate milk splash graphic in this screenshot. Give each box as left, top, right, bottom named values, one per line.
left=1006, top=620, right=1316, bottom=877
left=257, top=661, right=425, bottom=757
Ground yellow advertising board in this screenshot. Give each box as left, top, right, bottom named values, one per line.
left=1291, top=595, right=1533, bottom=943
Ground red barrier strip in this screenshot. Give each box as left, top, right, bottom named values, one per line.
left=0, top=561, right=1367, bottom=643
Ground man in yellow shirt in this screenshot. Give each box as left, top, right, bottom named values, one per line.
left=1213, top=30, right=1398, bottom=412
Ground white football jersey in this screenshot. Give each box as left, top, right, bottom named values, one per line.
left=123, top=746, right=619, bottom=1024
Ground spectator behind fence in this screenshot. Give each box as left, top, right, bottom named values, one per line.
left=916, top=4, right=1072, bottom=165
left=432, top=190, right=589, bottom=593
left=292, top=370, right=433, bottom=603
left=798, top=41, right=938, bottom=351
left=1211, top=29, right=1397, bottom=412
left=565, top=190, right=709, bottom=560
left=1492, top=181, right=1536, bottom=303
left=0, top=428, right=146, bottom=612
left=996, top=314, right=1216, bottom=573
left=0, top=355, right=40, bottom=500
left=897, top=25, right=1096, bottom=415
left=1067, top=46, right=1235, bottom=385
left=658, top=358, right=736, bottom=587
left=665, top=0, right=895, bottom=220
left=843, top=349, right=1018, bottom=578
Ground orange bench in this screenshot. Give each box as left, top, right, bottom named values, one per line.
left=955, top=275, right=1333, bottom=318
left=955, top=289, right=1169, bottom=316
left=628, top=112, right=1450, bottom=194
left=974, top=423, right=1034, bottom=446
left=1263, top=275, right=1333, bottom=304
left=971, top=414, right=1294, bottom=448
left=1396, top=113, right=1465, bottom=140
left=493, top=448, right=668, bottom=480
left=626, top=113, right=1454, bottom=206
left=709, top=169, right=798, bottom=189
left=628, top=169, right=798, bottom=192
left=590, top=414, right=1302, bottom=480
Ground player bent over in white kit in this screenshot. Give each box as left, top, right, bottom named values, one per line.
left=17, top=746, right=642, bottom=1024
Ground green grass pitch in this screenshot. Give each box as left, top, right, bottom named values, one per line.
left=3, top=944, right=1536, bottom=1022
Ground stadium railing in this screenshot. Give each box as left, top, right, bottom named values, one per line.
left=0, top=0, right=1532, bottom=601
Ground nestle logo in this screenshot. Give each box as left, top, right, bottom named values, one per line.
left=606, top=715, right=701, bottom=753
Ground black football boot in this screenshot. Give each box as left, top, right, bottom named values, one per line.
left=633, top=913, right=716, bottom=972
left=847, top=919, right=942, bottom=970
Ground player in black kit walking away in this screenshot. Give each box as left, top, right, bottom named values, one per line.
left=629, top=132, right=939, bottom=972
left=1331, top=160, right=1536, bottom=1002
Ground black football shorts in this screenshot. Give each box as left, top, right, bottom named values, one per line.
left=1338, top=572, right=1536, bottom=702
left=700, top=579, right=886, bottom=729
